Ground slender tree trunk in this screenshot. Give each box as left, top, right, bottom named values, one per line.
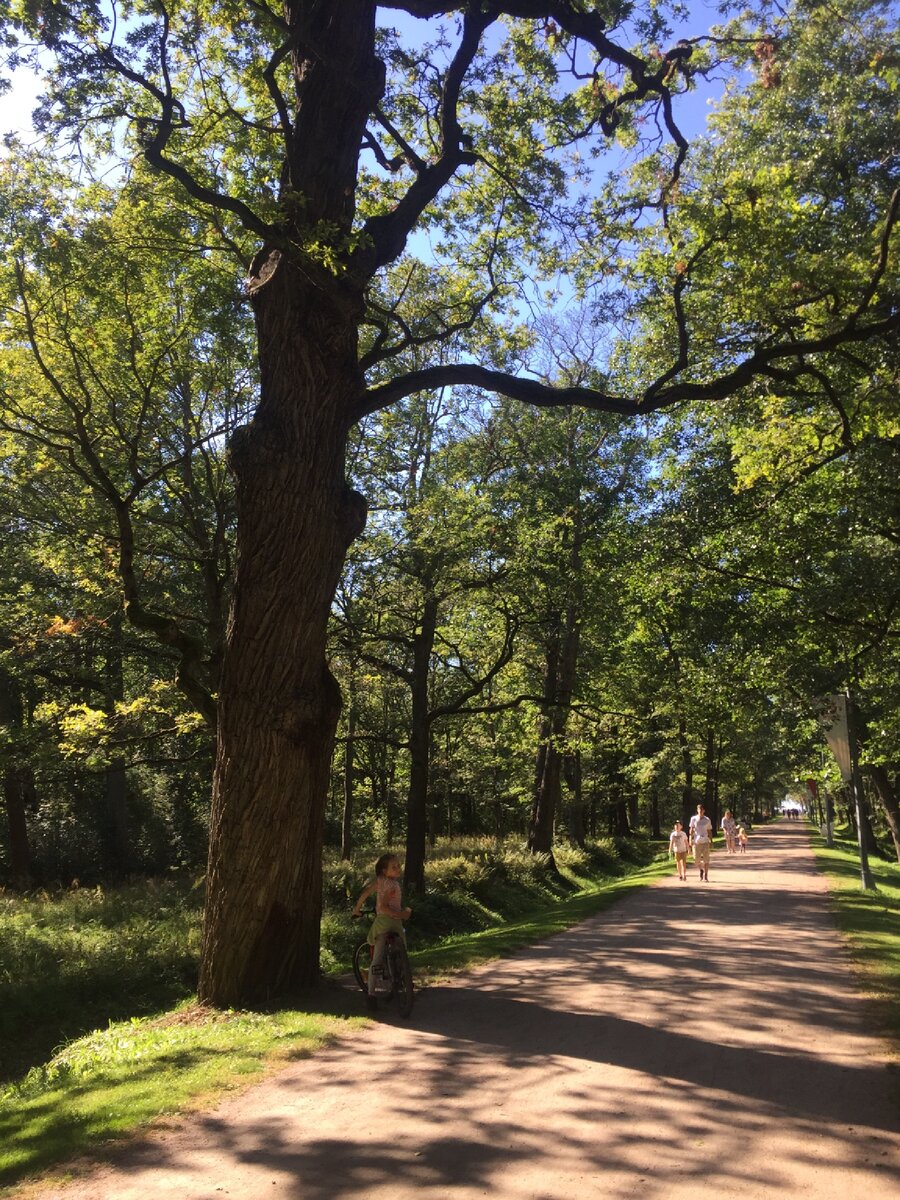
left=627, top=790, right=638, bottom=832
left=387, top=759, right=396, bottom=844
left=341, top=695, right=357, bottom=861
left=105, top=607, right=130, bottom=875
left=610, top=780, right=630, bottom=837
left=648, top=778, right=661, bottom=839
left=404, top=593, right=438, bottom=893
left=0, top=665, right=32, bottom=887
left=703, top=726, right=718, bottom=833
left=859, top=784, right=879, bottom=856
left=867, top=766, right=900, bottom=863
left=531, top=741, right=562, bottom=854
left=564, top=750, right=585, bottom=847
left=3, top=767, right=32, bottom=888
left=679, top=717, right=694, bottom=826
left=529, top=505, right=583, bottom=857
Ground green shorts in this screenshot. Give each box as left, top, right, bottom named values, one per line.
left=367, top=915, right=405, bottom=945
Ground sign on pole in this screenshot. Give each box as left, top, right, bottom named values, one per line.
left=820, top=694, right=852, bottom=782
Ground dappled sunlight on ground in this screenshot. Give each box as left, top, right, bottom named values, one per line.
left=17, top=823, right=899, bottom=1199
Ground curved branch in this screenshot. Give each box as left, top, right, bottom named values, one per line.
left=358, top=363, right=642, bottom=420
left=853, top=187, right=899, bottom=321
left=358, top=4, right=491, bottom=271
left=92, top=45, right=277, bottom=241
left=358, top=308, right=899, bottom=422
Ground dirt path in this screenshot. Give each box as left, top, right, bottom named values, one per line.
left=19, top=822, right=900, bottom=1199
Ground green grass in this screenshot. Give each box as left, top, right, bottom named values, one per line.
left=0, top=837, right=668, bottom=1191
left=0, top=880, right=203, bottom=1083
left=0, top=1004, right=360, bottom=1191
left=810, top=825, right=900, bottom=1045
left=411, top=857, right=671, bottom=978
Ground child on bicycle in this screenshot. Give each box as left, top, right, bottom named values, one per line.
left=352, top=853, right=412, bottom=997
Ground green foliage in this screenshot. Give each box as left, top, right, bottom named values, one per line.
left=0, top=1005, right=352, bottom=1189
left=0, top=879, right=202, bottom=1081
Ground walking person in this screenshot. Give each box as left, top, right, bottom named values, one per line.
left=668, top=820, right=689, bottom=881
left=689, top=803, right=714, bottom=882
left=721, top=809, right=737, bottom=854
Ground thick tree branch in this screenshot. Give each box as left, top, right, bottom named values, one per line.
left=91, top=39, right=277, bottom=241
left=356, top=309, right=900, bottom=422
left=359, top=4, right=490, bottom=270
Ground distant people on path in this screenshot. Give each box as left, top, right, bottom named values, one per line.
left=721, top=809, right=737, bottom=854
left=668, top=820, right=689, bottom=881
left=689, top=803, right=714, bottom=882
left=738, top=826, right=749, bottom=853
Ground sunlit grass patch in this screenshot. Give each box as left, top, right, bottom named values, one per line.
left=0, top=880, right=202, bottom=1083
left=811, top=827, right=900, bottom=1045
left=0, top=1003, right=360, bottom=1191
left=411, top=857, right=671, bottom=980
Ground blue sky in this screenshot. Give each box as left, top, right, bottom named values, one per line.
left=2, top=2, right=737, bottom=143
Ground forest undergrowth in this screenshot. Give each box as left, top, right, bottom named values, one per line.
left=0, top=835, right=661, bottom=1189
left=0, top=834, right=657, bottom=1086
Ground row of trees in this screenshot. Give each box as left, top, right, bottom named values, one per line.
left=1, top=0, right=897, bottom=1001
left=3, top=303, right=898, bottom=885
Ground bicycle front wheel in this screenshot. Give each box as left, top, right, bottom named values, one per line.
left=387, top=940, right=414, bottom=1017
left=352, top=941, right=371, bottom=992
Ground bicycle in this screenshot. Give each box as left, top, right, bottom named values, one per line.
left=351, top=913, right=415, bottom=1017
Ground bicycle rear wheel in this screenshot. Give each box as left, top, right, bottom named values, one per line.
left=387, top=940, right=414, bottom=1017
left=352, top=941, right=371, bottom=992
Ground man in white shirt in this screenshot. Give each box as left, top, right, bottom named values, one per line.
left=689, top=803, right=714, bottom=881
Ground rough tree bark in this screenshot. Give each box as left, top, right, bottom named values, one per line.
left=198, top=2, right=378, bottom=1004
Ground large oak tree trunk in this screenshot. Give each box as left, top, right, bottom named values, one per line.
left=200, top=284, right=367, bottom=1001
left=199, top=262, right=368, bottom=1003
left=198, top=1, right=380, bottom=1005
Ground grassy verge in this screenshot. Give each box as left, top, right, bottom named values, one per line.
left=412, top=858, right=671, bottom=979
left=810, top=824, right=900, bottom=1046
left=0, top=880, right=203, bottom=1084
left=0, top=837, right=667, bottom=1191
left=0, top=1005, right=358, bottom=1193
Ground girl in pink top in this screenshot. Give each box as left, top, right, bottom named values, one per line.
left=353, top=853, right=412, bottom=998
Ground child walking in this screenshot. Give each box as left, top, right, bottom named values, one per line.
left=738, top=826, right=749, bottom=853
left=352, top=853, right=412, bottom=1003
left=668, top=820, right=689, bottom=881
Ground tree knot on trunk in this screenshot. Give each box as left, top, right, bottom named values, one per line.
left=247, top=247, right=283, bottom=301
left=341, top=485, right=368, bottom=546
